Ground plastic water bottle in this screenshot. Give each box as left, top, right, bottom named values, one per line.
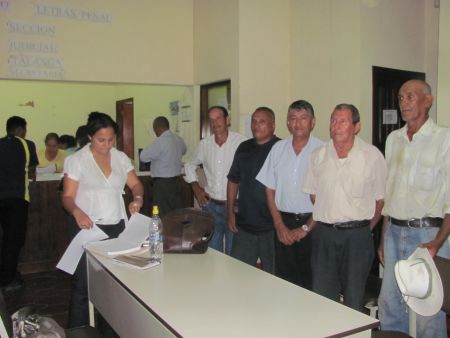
left=149, top=205, right=164, bottom=262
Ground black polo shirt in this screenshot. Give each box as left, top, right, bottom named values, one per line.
left=227, top=136, right=280, bottom=233
left=0, top=136, right=38, bottom=200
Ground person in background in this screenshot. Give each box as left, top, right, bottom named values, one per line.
left=256, top=100, right=323, bottom=289
left=302, top=103, right=386, bottom=311
left=37, top=132, right=66, bottom=173
left=378, top=80, right=450, bottom=337
left=227, top=107, right=280, bottom=273
left=0, top=116, right=38, bottom=292
left=140, top=116, right=187, bottom=215
left=184, top=106, right=247, bottom=255
left=61, top=112, right=144, bottom=329
left=58, top=134, right=77, bottom=155
left=75, top=125, right=89, bottom=149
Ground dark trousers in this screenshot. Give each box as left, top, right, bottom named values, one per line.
left=152, top=177, right=182, bottom=215
left=0, top=198, right=28, bottom=286
left=231, top=227, right=275, bottom=274
left=68, top=217, right=125, bottom=330
left=275, top=213, right=312, bottom=289
left=311, top=223, right=374, bottom=311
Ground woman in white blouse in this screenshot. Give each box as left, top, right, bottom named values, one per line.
left=62, top=112, right=144, bottom=329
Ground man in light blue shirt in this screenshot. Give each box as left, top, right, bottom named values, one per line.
left=256, top=100, right=323, bottom=289
left=140, top=116, right=186, bottom=215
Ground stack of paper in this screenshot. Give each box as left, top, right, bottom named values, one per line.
left=87, top=213, right=151, bottom=256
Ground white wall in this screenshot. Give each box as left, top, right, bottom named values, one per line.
left=0, top=0, right=194, bottom=84
left=437, top=0, right=450, bottom=127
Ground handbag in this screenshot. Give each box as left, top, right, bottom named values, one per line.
left=12, top=307, right=65, bottom=338
left=161, top=208, right=214, bottom=254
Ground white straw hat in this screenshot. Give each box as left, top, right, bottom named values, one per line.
left=394, top=247, right=443, bottom=316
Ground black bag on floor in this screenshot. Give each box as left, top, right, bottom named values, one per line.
left=12, top=306, right=65, bottom=338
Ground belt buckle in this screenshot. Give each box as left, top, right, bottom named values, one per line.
left=407, top=218, right=420, bottom=228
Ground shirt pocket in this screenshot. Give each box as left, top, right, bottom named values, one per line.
left=349, top=173, right=374, bottom=198
left=412, top=165, right=435, bottom=191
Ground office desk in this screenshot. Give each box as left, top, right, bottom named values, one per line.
left=87, top=249, right=378, bottom=338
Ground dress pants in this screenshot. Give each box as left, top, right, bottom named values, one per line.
left=0, top=198, right=28, bottom=286
left=276, top=213, right=312, bottom=289
left=68, top=217, right=125, bottom=332
left=152, top=176, right=182, bottom=215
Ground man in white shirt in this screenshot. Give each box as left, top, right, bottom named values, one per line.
left=184, top=106, right=246, bottom=255
left=302, top=104, right=386, bottom=311
left=256, top=100, right=323, bottom=289
left=378, top=80, right=450, bottom=337
left=140, top=116, right=187, bottom=215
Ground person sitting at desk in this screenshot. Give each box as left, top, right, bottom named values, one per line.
left=37, top=132, right=66, bottom=173
left=61, top=112, right=144, bottom=328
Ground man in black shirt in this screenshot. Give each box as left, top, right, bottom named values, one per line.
left=227, top=107, right=280, bottom=273
left=0, top=116, right=38, bottom=291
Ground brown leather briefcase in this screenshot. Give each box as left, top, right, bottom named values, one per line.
left=161, top=208, right=214, bottom=254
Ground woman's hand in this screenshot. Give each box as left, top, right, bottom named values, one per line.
left=128, top=197, right=143, bottom=215
left=72, top=208, right=94, bottom=229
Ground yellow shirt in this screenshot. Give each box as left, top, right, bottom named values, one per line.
left=383, top=118, right=450, bottom=219
left=303, top=137, right=386, bottom=223
left=37, top=149, right=66, bottom=173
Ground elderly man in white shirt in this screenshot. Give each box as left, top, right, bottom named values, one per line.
left=378, top=80, right=450, bottom=338
left=184, top=106, right=246, bottom=255
left=302, top=103, right=386, bottom=311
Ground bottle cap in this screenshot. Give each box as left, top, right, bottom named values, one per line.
left=152, top=205, right=159, bottom=215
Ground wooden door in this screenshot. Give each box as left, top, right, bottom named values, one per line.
left=199, top=80, right=231, bottom=139
left=116, top=98, right=134, bottom=159
left=372, top=66, right=425, bottom=154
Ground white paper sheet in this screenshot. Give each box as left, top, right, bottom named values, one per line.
left=86, top=213, right=151, bottom=256
left=56, top=225, right=109, bottom=275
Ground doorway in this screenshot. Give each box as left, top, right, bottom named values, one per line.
left=199, top=80, right=231, bottom=139
left=371, top=66, right=425, bottom=275
left=116, top=98, right=134, bottom=159
left=372, top=66, right=425, bottom=154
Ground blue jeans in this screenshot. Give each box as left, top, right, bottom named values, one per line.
left=204, top=202, right=233, bottom=255
left=378, top=222, right=450, bottom=338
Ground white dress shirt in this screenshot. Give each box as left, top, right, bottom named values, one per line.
left=382, top=118, right=450, bottom=219
left=184, top=131, right=246, bottom=201
left=303, top=137, right=386, bottom=223
left=256, top=135, right=323, bottom=213
left=64, top=145, right=134, bottom=224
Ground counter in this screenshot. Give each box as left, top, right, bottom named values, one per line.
left=19, top=173, right=193, bottom=274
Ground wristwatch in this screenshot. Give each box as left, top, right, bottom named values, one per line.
left=301, top=224, right=309, bottom=232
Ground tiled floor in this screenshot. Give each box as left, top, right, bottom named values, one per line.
left=3, top=270, right=72, bottom=329
left=4, top=270, right=450, bottom=337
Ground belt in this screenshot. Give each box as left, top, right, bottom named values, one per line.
left=280, top=211, right=312, bottom=222
left=209, top=198, right=226, bottom=206
left=153, top=176, right=179, bottom=181
left=391, top=217, right=443, bottom=228
left=319, top=220, right=370, bottom=230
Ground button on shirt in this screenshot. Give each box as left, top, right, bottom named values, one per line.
left=382, top=118, right=450, bottom=219
left=302, top=137, right=386, bottom=223
left=64, top=145, right=134, bottom=225
left=184, top=131, right=247, bottom=201
left=256, top=135, right=323, bottom=213
left=139, top=130, right=186, bottom=178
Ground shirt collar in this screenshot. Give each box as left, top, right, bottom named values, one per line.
left=401, top=117, right=435, bottom=141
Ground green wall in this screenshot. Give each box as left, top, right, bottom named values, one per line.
left=0, top=80, right=191, bottom=167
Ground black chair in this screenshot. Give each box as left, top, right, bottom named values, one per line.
left=0, top=290, right=103, bottom=338
left=372, top=256, right=450, bottom=338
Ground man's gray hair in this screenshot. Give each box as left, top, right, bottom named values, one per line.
left=334, top=103, right=360, bottom=124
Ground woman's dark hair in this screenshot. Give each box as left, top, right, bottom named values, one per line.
left=59, top=134, right=76, bottom=148
left=86, top=112, right=118, bottom=136
left=75, top=125, right=89, bottom=148
left=45, top=132, right=59, bottom=144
